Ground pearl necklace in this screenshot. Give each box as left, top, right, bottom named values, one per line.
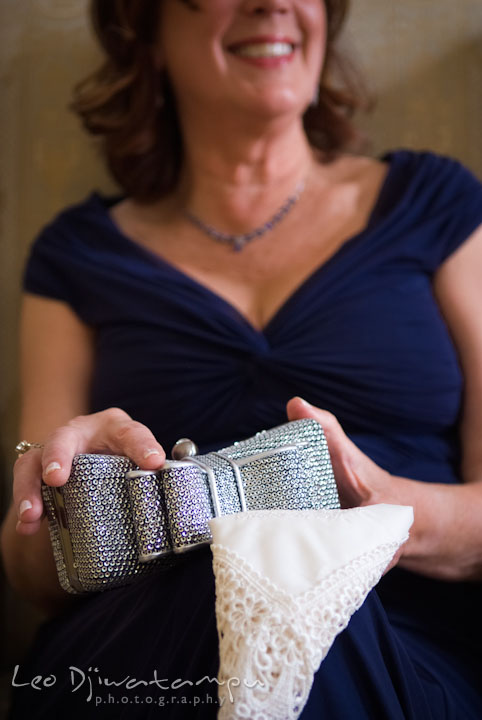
left=184, top=180, right=305, bottom=252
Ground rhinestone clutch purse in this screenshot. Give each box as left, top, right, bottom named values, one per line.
left=42, top=419, right=339, bottom=593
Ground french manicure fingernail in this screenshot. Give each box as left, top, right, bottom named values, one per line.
left=297, top=396, right=312, bottom=407
left=45, top=462, right=61, bottom=476
left=143, top=449, right=161, bottom=459
left=19, top=499, right=32, bottom=516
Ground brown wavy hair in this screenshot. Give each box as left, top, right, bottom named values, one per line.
left=72, top=0, right=369, bottom=201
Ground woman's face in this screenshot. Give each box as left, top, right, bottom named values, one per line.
left=156, top=0, right=326, bottom=123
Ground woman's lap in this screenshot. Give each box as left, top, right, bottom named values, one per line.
left=8, top=550, right=481, bottom=719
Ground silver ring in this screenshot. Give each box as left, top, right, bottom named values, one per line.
left=15, top=440, right=44, bottom=458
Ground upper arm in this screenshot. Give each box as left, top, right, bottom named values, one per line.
left=20, top=293, right=95, bottom=438
left=433, top=223, right=482, bottom=483
left=1, top=294, right=95, bottom=611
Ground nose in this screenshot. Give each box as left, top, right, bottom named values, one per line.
left=242, top=0, right=290, bottom=15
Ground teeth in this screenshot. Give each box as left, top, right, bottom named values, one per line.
left=233, top=42, right=294, bottom=59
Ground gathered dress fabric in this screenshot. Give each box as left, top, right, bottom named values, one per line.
left=9, top=150, right=482, bottom=719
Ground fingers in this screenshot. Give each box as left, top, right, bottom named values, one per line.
left=40, top=409, right=166, bottom=486
left=286, top=396, right=382, bottom=507
left=286, top=396, right=338, bottom=429
left=13, top=407, right=166, bottom=536
left=13, top=450, right=45, bottom=533
left=383, top=545, right=405, bottom=575
left=100, top=410, right=166, bottom=468
left=40, top=423, right=89, bottom=487
left=286, top=396, right=349, bottom=451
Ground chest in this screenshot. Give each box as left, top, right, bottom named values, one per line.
left=115, top=209, right=371, bottom=332
left=170, top=235, right=341, bottom=331
left=90, top=255, right=463, bottom=452
left=109, top=167, right=384, bottom=331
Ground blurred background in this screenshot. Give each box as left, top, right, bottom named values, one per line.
left=1, top=0, right=481, bottom=715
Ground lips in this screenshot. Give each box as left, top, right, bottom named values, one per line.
left=230, top=41, right=295, bottom=59
left=227, top=36, right=298, bottom=61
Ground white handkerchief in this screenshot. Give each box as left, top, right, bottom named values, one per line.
left=209, top=504, right=413, bottom=720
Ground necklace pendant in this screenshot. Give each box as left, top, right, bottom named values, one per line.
left=233, top=237, right=246, bottom=252
left=184, top=179, right=305, bottom=252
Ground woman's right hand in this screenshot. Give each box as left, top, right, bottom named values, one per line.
left=14, top=407, right=166, bottom=536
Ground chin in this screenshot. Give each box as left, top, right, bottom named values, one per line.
left=243, top=89, right=309, bottom=120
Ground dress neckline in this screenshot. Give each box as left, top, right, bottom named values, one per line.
left=92, top=151, right=402, bottom=338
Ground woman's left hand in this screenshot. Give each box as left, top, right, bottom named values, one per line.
left=286, top=396, right=397, bottom=509
left=287, top=397, right=407, bottom=572
left=287, top=396, right=482, bottom=580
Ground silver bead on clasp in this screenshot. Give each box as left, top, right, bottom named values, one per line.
left=171, top=438, right=199, bottom=461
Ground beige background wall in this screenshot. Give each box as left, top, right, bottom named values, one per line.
left=0, top=0, right=481, bottom=706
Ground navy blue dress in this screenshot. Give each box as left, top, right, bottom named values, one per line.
left=10, top=151, right=482, bottom=718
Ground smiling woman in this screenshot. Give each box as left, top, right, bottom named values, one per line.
left=72, top=0, right=366, bottom=199
left=2, top=0, right=482, bottom=719
left=156, top=0, right=326, bottom=125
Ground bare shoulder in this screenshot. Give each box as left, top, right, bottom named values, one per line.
left=108, top=197, right=147, bottom=238
left=309, top=153, right=389, bottom=230
left=319, top=152, right=388, bottom=182
left=108, top=194, right=179, bottom=256
left=312, top=153, right=389, bottom=205
left=109, top=194, right=175, bottom=232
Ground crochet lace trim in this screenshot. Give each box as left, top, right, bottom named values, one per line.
left=212, top=538, right=404, bottom=719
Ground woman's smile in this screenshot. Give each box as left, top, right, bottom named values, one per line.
left=227, top=36, right=298, bottom=67
left=157, top=0, right=325, bottom=118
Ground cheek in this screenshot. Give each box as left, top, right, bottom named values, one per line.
left=300, top=0, right=327, bottom=38
left=157, top=1, right=229, bottom=65
left=299, top=0, right=326, bottom=20
left=159, top=32, right=226, bottom=105
left=301, top=0, right=327, bottom=74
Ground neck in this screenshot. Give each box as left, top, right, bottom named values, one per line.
left=175, top=111, right=316, bottom=232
